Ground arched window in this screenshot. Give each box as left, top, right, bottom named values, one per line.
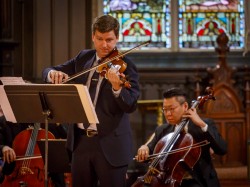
left=179, top=0, right=244, bottom=49
left=103, top=0, right=245, bottom=51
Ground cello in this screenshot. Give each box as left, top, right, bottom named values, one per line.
left=0, top=123, right=55, bottom=187
left=132, top=87, right=215, bottom=187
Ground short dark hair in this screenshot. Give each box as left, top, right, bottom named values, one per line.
left=163, top=87, right=188, bottom=104
left=92, top=15, right=119, bottom=37
left=163, top=87, right=187, bottom=98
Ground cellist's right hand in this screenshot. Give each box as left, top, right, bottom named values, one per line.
left=2, top=146, right=16, bottom=164
left=49, top=70, right=68, bottom=84
left=135, top=145, right=149, bottom=162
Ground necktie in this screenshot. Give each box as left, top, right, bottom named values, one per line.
left=84, top=60, right=100, bottom=129
left=89, top=70, right=99, bottom=102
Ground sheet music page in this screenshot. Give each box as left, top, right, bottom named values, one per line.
left=0, top=77, right=27, bottom=122
left=75, top=85, right=99, bottom=124
left=0, top=76, right=26, bottom=85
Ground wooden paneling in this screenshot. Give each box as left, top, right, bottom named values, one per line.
left=34, top=0, right=52, bottom=78
left=33, top=0, right=87, bottom=80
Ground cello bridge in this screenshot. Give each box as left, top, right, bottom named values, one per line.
left=19, top=167, right=34, bottom=175
left=144, top=167, right=161, bottom=184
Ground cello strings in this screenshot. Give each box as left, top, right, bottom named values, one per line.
left=22, top=123, right=40, bottom=172
left=146, top=103, right=197, bottom=167
left=149, top=120, right=187, bottom=169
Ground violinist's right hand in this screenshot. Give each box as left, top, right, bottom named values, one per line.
left=135, top=145, right=149, bottom=162
left=2, top=146, right=16, bottom=164
left=48, top=70, right=68, bottom=84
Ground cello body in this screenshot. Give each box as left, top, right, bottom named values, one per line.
left=132, top=132, right=201, bottom=187
left=1, top=124, right=55, bottom=187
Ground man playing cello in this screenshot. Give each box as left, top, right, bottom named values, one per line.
left=135, top=87, right=227, bottom=187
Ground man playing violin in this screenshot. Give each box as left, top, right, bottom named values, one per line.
left=42, top=15, right=140, bottom=187
left=135, top=87, right=227, bottom=187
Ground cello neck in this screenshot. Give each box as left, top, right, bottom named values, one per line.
left=25, top=123, right=40, bottom=156
left=160, top=99, right=200, bottom=154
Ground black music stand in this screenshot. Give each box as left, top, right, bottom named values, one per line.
left=2, top=84, right=98, bottom=187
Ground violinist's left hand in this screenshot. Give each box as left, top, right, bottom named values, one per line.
left=107, top=68, right=123, bottom=91
left=182, top=108, right=207, bottom=128
left=2, top=146, right=16, bottom=164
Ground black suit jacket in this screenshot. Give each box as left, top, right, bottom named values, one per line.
left=42, top=49, right=140, bottom=167
left=147, top=119, right=227, bottom=187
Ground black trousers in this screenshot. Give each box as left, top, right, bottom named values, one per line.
left=181, top=179, right=202, bottom=187
left=71, top=130, right=128, bottom=187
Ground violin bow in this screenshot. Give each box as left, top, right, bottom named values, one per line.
left=62, top=40, right=151, bottom=84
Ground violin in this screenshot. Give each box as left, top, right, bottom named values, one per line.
left=132, top=87, right=215, bottom=187
left=96, top=47, right=131, bottom=88
left=62, top=40, right=150, bottom=85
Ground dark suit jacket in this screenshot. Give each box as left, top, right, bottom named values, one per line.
left=147, top=119, right=227, bottom=187
left=42, top=49, right=140, bottom=167
left=0, top=145, right=4, bottom=157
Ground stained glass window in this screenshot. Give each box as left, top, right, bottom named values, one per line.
left=179, top=0, right=245, bottom=49
left=103, top=0, right=245, bottom=50
left=103, top=0, right=171, bottom=49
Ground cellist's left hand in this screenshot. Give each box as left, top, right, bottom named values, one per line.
left=182, top=108, right=207, bottom=128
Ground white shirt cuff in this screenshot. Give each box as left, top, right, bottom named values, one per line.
left=112, top=88, right=122, bottom=97
left=201, top=123, right=208, bottom=132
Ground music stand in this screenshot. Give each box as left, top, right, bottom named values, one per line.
left=1, top=84, right=98, bottom=187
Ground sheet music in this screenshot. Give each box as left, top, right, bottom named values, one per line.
left=1, top=83, right=99, bottom=124
left=0, top=76, right=26, bottom=85
left=0, top=77, right=27, bottom=122
left=75, top=85, right=99, bottom=124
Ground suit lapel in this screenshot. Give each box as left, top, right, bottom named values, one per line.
left=85, top=55, right=96, bottom=70
left=99, top=77, right=108, bottom=90
left=167, top=124, right=175, bottom=133
left=76, top=55, right=96, bottom=83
